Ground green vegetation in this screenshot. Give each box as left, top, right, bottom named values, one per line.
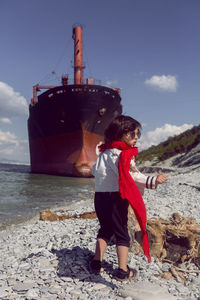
left=137, top=124, right=200, bottom=165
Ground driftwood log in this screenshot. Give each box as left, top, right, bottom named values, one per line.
left=128, top=207, right=200, bottom=264
left=40, top=209, right=97, bottom=221
left=128, top=207, right=200, bottom=283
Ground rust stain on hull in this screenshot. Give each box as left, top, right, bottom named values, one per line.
left=29, top=130, right=103, bottom=177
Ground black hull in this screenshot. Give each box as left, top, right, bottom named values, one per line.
left=28, top=84, right=122, bottom=177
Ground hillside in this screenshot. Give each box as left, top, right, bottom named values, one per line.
left=137, top=124, right=200, bottom=168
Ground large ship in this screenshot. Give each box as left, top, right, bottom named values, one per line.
left=28, top=25, right=122, bottom=177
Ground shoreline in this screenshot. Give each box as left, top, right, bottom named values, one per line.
left=0, top=168, right=200, bottom=299
left=0, top=194, right=94, bottom=232
left=0, top=212, right=39, bottom=232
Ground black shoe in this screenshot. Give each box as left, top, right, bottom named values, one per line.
left=115, top=265, right=137, bottom=281
left=89, top=259, right=102, bottom=274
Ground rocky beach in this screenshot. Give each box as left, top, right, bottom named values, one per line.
left=0, top=164, right=200, bottom=300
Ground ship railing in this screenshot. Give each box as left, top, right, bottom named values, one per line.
left=31, top=83, right=121, bottom=105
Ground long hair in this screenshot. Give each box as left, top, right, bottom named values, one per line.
left=104, top=115, right=141, bottom=143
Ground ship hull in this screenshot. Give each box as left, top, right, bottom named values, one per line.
left=28, top=84, right=122, bottom=177
left=29, top=130, right=103, bottom=177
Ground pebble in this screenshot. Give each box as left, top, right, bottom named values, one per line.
left=88, top=283, right=107, bottom=290
left=161, top=263, right=171, bottom=272
left=0, top=289, right=9, bottom=298
left=26, top=288, right=39, bottom=298
left=12, top=282, right=34, bottom=292
left=0, top=167, right=199, bottom=299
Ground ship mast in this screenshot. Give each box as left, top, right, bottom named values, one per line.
left=73, top=25, right=84, bottom=85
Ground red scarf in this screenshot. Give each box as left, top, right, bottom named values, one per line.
left=99, top=141, right=151, bottom=262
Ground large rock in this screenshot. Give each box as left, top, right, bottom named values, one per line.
left=118, top=282, right=177, bottom=299
left=173, top=143, right=200, bottom=167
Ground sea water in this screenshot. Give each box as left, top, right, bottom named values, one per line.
left=0, top=163, right=94, bottom=227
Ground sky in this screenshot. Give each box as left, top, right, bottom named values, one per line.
left=0, top=0, right=200, bottom=163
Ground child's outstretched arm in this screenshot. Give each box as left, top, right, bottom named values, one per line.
left=156, top=173, right=168, bottom=185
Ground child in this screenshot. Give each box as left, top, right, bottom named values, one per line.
left=90, top=115, right=168, bottom=281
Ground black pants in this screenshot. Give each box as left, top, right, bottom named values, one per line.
left=94, top=192, right=130, bottom=247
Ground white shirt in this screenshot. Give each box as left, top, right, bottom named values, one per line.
left=92, top=148, right=157, bottom=195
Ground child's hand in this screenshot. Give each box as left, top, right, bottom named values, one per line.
left=156, top=173, right=168, bottom=185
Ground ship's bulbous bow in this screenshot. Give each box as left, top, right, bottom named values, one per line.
left=74, top=147, right=92, bottom=177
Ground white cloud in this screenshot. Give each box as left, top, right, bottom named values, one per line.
left=0, top=129, right=18, bottom=147
left=0, top=117, right=12, bottom=124
left=0, top=81, right=28, bottom=118
left=0, top=129, right=29, bottom=163
left=145, top=75, right=178, bottom=92
left=138, top=123, right=193, bottom=150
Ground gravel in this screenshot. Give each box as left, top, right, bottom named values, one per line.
left=0, top=165, right=200, bottom=300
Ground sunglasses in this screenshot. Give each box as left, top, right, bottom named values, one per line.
left=129, top=129, right=141, bottom=139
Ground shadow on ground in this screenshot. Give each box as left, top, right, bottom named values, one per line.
left=51, top=246, right=117, bottom=288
